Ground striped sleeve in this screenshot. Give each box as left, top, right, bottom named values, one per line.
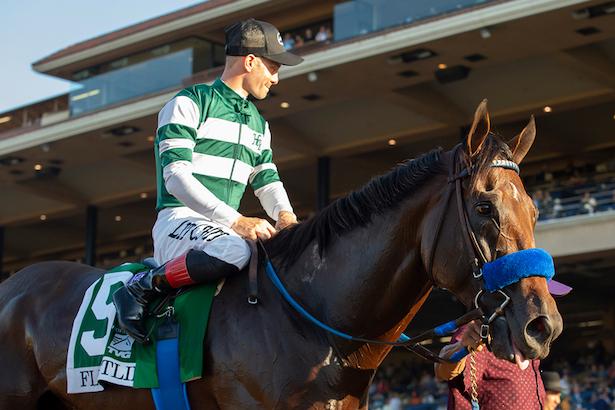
left=250, top=122, right=292, bottom=220
left=157, top=92, right=201, bottom=169
left=249, top=122, right=281, bottom=191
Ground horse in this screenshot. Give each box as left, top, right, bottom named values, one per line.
left=0, top=100, right=563, bottom=409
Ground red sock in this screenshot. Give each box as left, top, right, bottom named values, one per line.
left=164, top=253, right=196, bottom=288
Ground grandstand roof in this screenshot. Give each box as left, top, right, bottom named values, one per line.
left=31, top=0, right=316, bottom=78
left=32, top=0, right=233, bottom=67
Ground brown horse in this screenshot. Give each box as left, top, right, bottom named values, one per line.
left=0, top=101, right=562, bottom=409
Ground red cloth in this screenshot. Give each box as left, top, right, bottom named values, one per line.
left=164, top=252, right=194, bottom=288
left=447, top=329, right=546, bottom=409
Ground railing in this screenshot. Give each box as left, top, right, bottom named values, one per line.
left=0, top=95, right=69, bottom=139
left=69, top=49, right=194, bottom=116
left=533, top=180, right=615, bottom=221
left=334, top=0, right=498, bottom=41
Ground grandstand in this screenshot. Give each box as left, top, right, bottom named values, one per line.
left=1, top=0, right=614, bottom=408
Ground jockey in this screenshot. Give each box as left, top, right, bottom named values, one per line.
left=113, top=19, right=303, bottom=343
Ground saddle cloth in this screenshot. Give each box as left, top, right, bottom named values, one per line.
left=66, top=263, right=216, bottom=393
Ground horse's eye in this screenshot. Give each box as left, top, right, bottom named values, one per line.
left=475, top=202, right=493, bottom=216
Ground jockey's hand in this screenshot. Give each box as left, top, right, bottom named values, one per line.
left=459, top=320, right=485, bottom=352
left=231, top=216, right=276, bottom=241
left=275, top=211, right=298, bottom=231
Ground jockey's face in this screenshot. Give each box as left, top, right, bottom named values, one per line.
left=244, top=55, right=280, bottom=99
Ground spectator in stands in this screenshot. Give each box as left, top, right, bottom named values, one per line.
left=567, top=168, right=587, bottom=186
left=569, top=381, right=584, bottom=409
left=304, top=27, right=314, bottom=42
left=282, top=33, right=295, bottom=50
left=387, top=393, right=403, bottom=410
left=541, top=371, right=562, bottom=410
left=435, top=320, right=546, bottom=409
left=553, top=197, right=563, bottom=218
left=408, top=390, right=422, bottom=405
left=591, top=386, right=612, bottom=410
left=294, top=34, right=305, bottom=48
left=581, top=191, right=597, bottom=214
left=541, top=191, right=554, bottom=219
left=315, top=25, right=330, bottom=42
left=532, top=189, right=544, bottom=209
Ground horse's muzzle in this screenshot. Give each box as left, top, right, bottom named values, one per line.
left=523, top=312, right=562, bottom=357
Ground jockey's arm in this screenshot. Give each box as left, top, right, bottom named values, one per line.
left=276, top=210, right=298, bottom=230
left=253, top=181, right=297, bottom=230
left=164, top=162, right=278, bottom=240
left=164, top=161, right=241, bottom=227
left=250, top=122, right=297, bottom=232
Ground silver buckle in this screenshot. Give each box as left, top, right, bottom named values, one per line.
left=472, top=258, right=483, bottom=279
left=480, top=324, right=490, bottom=339
left=156, top=305, right=175, bottom=318
left=473, top=290, right=483, bottom=309
left=485, top=290, right=511, bottom=324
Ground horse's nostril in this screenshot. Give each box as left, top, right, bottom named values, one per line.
left=525, top=316, right=552, bottom=344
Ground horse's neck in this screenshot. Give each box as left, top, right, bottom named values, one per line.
left=285, top=185, right=438, bottom=369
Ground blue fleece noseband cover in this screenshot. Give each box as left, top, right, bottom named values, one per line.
left=482, top=248, right=554, bottom=292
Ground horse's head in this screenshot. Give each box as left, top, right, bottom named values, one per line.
left=428, top=100, right=563, bottom=366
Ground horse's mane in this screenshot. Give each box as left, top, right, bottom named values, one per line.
left=265, top=135, right=512, bottom=268
left=265, top=148, right=445, bottom=267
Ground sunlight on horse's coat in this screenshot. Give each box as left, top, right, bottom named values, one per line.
left=325, top=399, right=339, bottom=410
left=302, top=244, right=326, bottom=283
left=508, top=181, right=521, bottom=202
left=308, top=348, right=336, bottom=382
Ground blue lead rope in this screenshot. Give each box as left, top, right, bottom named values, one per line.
left=265, top=261, right=468, bottom=357
left=266, top=261, right=366, bottom=341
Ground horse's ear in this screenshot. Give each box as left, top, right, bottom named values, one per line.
left=466, top=99, right=490, bottom=158
left=508, top=116, right=536, bottom=164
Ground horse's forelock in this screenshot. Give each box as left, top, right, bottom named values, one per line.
left=469, top=134, right=514, bottom=191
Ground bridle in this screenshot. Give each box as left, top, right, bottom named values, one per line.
left=260, top=143, right=531, bottom=363
left=424, top=143, right=521, bottom=358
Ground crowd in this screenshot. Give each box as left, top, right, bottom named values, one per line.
left=527, top=170, right=615, bottom=221
left=281, top=24, right=333, bottom=50
left=369, top=360, right=448, bottom=410
left=544, top=343, right=615, bottom=410
left=368, top=344, right=615, bottom=410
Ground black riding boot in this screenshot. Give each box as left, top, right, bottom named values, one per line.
left=113, top=250, right=241, bottom=343
left=112, top=264, right=173, bottom=343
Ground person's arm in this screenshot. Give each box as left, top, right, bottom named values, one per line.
left=158, top=91, right=242, bottom=227
left=249, top=122, right=297, bottom=230
left=159, top=92, right=276, bottom=240
left=164, top=161, right=276, bottom=239
left=434, top=321, right=484, bottom=381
